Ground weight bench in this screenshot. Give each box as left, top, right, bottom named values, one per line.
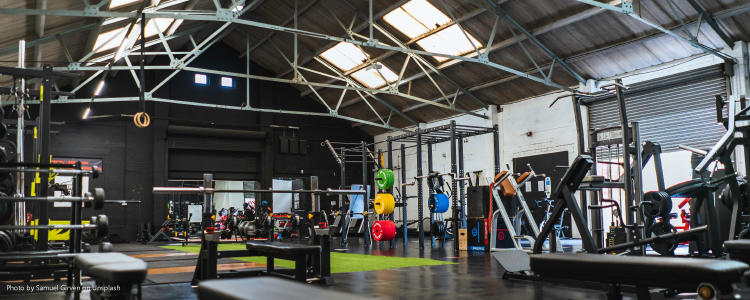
left=198, top=277, right=365, bottom=300
left=245, top=241, right=321, bottom=282
left=530, top=253, right=749, bottom=300
left=75, top=253, right=148, bottom=300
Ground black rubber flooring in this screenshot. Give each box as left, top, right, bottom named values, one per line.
left=1, top=237, right=749, bottom=300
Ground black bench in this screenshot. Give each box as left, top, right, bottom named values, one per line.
left=76, top=253, right=148, bottom=299
left=245, top=241, right=321, bottom=282
left=531, top=253, right=748, bottom=300
left=198, top=277, right=365, bottom=300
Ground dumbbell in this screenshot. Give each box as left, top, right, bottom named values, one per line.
left=0, top=188, right=105, bottom=210
left=0, top=214, right=109, bottom=238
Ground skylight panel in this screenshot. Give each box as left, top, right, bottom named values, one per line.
left=320, top=42, right=370, bottom=71
left=402, top=0, right=451, bottom=29
left=350, top=64, right=399, bottom=89
left=383, top=0, right=451, bottom=39
left=93, top=29, right=127, bottom=52
left=416, top=24, right=482, bottom=62
left=109, top=0, right=140, bottom=9
left=94, top=18, right=174, bottom=53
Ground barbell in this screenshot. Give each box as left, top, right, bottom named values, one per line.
left=0, top=188, right=105, bottom=210
left=153, top=187, right=367, bottom=196
left=0, top=214, right=108, bottom=238
left=0, top=166, right=100, bottom=178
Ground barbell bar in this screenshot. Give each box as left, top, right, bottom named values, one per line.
left=0, top=188, right=104, bottom=209
left=152, top=187, right=367, bottom=196
left=0, top=166, right=100, bottom=178
left=0, top=215, right=108, bottom=238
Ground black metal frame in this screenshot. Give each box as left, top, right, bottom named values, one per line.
left=379, top=121, right=500, bottom=251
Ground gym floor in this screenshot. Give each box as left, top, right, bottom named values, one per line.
left=2, top=238, right=747, bottom=300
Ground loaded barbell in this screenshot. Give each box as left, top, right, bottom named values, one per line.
left=0, top=165, right=100, bottom=178
left=0, top=188, right=105, bottom=210
left=0, top=214, right=108, bottom=238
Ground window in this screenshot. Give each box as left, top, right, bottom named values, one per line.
left=195, top=74, right=208, bottom=85
left=320, top=42, right=370, bottom=72
left=416, top=25, right=482, bottom=62
left=221, top=77, right=234, bottom=87
left=350, top=63, right=399, bottom=89
left=93, top=18, right=175, bottom=53
left=383, top=0, right=451, bottom=39
left=109, top=0, right=140, bottom=9
left=383, top=0, right=482, bottom=62
left=232, top=5, right=244, bottom=12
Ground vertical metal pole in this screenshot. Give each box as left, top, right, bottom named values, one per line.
left=71, top=162, right=82, bottom=289
left=36, top=64, right=52, bottom=250
left=369, top=0, right=373, bottom=41
left=340, top=147, right=345, bottom=207
left=139, top=13, right=146, bottom=113
left=590, top=134, right=603, bottom=248
left=246, top=32, right=250, bottom=107
left=631, top=121, right=645, bottom=255
left=400, top=144, right=407, bottom=246
left=293, top=0, right=298, bottom=80
left=387, top=137, right=395, bottom=249
left=614, top=79, right=635, bottom=245
left=362, top=141, right=370, bottom=247
left=573, top=97, right=589, bottom=224
left=15, top=40, right=26, bottom=233
left=202, top=174, right=214, bottom=229
left=416, top=130, right=424, bottom=249
left=450, top=121, right=458, bottom=252
left=493, top=124, right=500, bottom=175
left=458, top=134, right=466, bottom=229
left=428, top=143, right=435, bottom=248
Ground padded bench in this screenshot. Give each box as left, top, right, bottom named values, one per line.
left=246, top=241, right=321, bottom=282
left=198, top=277, right=365, bottom=300
left=76, top=253, right=148, bottom=299
left=531, top=253, right=748, bottom=300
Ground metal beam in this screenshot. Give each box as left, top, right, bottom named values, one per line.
left=335, top=1, right=620, bottom=109
left=239, top=0, right=319, bottom=58
left=573, top=0, right=733, bottom=63
left=685, top=0, right=734, bottom=48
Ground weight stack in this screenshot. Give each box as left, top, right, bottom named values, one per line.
left=466, top=186, right=490, bottom=219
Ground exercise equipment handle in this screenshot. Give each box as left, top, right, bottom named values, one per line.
left=678, top=145, right=707, bottom=156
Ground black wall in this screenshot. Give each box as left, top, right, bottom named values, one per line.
left=24, top=43, right=370, bottom=241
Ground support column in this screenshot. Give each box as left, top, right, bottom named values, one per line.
left=416, top=129, right=424, bottom=249
left=450, top=121, right=458, bottom=252
left=386, top=137, right=395, bottom=249
left=400, top=144, right=407, bottom=246
left=726, top=41, right=750, bottom=175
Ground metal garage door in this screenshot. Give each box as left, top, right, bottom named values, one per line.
left=586, top=64, right=728, bottom=154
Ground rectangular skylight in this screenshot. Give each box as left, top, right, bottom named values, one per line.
left=93, top=18, right=175, bottom=53
left=416, top=24, right=482, bottom=62
left=109, top=0, right=140, bottom=9
left=350, top=63, right=399, bottom=89
left=383, top=0, right=451, bottom=39
left=195, top=74, right=208, bottom=85
left=320, top=42, right=370, bottom=72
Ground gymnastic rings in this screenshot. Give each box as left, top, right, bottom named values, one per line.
left=133, top=112, right=150, bottom=128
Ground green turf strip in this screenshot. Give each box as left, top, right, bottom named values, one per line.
left=161, top=244, right=455, bottom=273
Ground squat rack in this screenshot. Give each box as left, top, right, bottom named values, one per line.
left=373, top=121, right=500, bottom=251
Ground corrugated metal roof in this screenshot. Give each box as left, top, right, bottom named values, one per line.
left=2, top=0, right=748, bottom=135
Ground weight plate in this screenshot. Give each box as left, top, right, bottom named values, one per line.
left=0, top=140, right=16, bottom=163
left=431, top=221, right=446, bottom=236
left=372, top=220, right=396, bottom=241
left=720, top=182, right=747, bottom=209
left=428, top=193, right=449, bottom=213
left=642, top=191, right=671, bottom=219
left=0, top=230, right=12, bottom=252
left=375, top=169, right=395, bottom=190
left=648, top=221, right=678, bottom=256
left=374, top=193, right=395, bottom=215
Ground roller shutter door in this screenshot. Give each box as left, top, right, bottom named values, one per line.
left=587, top=64, right=728, bottom=155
